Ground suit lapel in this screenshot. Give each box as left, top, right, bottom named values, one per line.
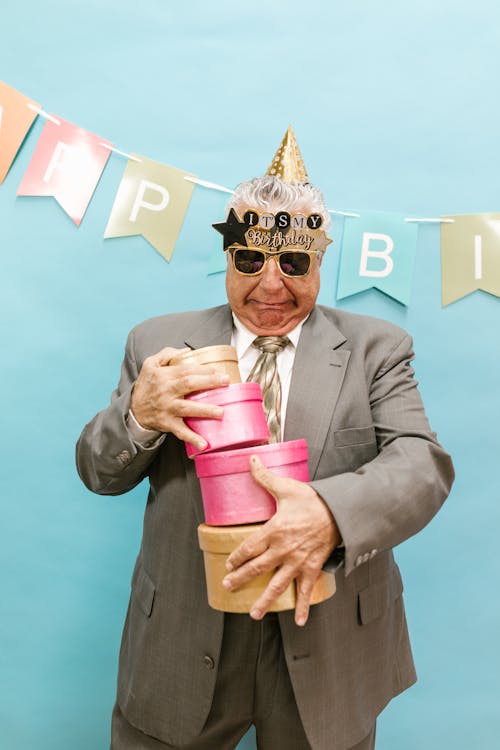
left=284, top=307, right=350, bottom=479
left=184, top=305, right=233, bottom=350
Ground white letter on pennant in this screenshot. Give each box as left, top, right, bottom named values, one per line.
left=43, top=141, right=70, bottom=183
left=474, top=234, right=482, bottom=280
left=359, top=232, right=394, bottom=277
left=129, top=180, right=169, bottom=222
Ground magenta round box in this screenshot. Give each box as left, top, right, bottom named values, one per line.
left=194, top=439, right=310, bottom=526
left=184, top=382, right=270, bottom=458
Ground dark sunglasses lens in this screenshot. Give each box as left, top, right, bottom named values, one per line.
left=279, top=252, right=311, bottom=276
left=233, top=249, right=266, bottom=274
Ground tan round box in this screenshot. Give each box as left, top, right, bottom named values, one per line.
left=170, top=345, right=241, bottom=383
left=198, top=523, right=336, bottom=613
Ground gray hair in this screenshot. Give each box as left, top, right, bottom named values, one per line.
left=226, top=176, right=332, bottom=231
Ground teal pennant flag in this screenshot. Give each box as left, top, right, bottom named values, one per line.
left=337, top=211, right=418, bottom=305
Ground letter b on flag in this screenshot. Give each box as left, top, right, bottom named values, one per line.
left=359, top=232, right=394, bottom=277
left=337, top=211, right=418, bottom=305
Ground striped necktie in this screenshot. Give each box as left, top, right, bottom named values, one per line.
left=247, top=336, right=290, bottom=443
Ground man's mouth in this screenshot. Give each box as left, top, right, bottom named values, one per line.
left=248, top=299, right=294, bottom=307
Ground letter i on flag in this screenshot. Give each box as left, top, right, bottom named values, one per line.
left=104, top=156, right=196, bottom=262
left=0, top=81, right=40, bottom=184
left=17, top=117, right=112, bottom=225
left=441, top=213, right=500, bottom=305
left=337, top=210, right=418, bottom=305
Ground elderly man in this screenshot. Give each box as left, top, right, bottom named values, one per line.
left=76, top=128, right=454, bottom=750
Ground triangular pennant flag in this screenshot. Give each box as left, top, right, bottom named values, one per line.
left=104, top=155, right=196, bottom=262
left=0, top=81, right=40, bottom=184
left=17, top=116, right=112, bottom=225
left=337, top=210, right=418, bottom=305
left=441, top=213, right=500, bottom=305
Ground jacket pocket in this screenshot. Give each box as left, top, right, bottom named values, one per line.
left=358, top=566, right=403, bottom=625
left=131, top=560, right=156, bottom=618
left=334, top=425, right=376, bottom=447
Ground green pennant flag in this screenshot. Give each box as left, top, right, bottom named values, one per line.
left=104, top=155, right=196, bottom=262
left=441, top=213, right=500, bottom=306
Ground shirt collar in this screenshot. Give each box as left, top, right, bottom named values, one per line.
left=231, top=312, right=308, bottom=360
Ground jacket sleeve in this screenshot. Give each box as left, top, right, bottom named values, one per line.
left=310, top=333, right=455, bottom=576
left=76, top=328, right=164, bottom=496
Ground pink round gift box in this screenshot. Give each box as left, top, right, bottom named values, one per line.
left=184, top=382, right=270, bottom=458
left=194, top=439, right=310, bottom=526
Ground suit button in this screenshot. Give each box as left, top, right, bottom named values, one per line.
left=117, top=450, right=131, bottom=464
left=203, top=655, right=215, bottom=669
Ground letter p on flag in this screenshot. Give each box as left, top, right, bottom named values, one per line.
left=129, top=180, right=170, bottom=223
left=337, top=211, right=418, bottom=305
left=104, top=156, right=196, bottom=262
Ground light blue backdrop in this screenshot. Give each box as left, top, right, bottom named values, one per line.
left=1, top=2, right=499, bottom=748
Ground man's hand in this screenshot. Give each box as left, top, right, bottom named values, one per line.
left=130, top=347, right=229, bottom=451
left=222, top=455, right=341, bottom=626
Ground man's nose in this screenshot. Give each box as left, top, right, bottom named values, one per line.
left=259, top=257, right=284, bottom=290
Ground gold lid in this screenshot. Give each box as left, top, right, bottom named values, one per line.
left=198, top=523, right=264, bottom=553
left=170, top=345, right=238, bottom=368
left=265, top=126, right=308, bottom=183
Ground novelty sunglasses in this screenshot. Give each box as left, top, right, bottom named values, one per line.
left=227, top=245, right=322, bottom=277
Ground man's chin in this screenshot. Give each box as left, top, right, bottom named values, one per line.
left=243, top=307, right=298, bottom=335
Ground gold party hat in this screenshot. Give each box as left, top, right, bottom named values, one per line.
left=265, top=126, right=308, bottom=183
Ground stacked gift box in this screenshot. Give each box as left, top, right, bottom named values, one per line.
left=174, top=345, right=336, bottom=613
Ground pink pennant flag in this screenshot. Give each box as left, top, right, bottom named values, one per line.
left=17, top=116, right=112, bottom=225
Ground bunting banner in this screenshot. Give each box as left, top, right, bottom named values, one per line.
left=1, top=78, right=500, bottom=308
left=337, top=211, right=418, bottom=305
left=0, top=81, right=40, bottom=184
left=16, top=116, right=112, bottom=225
left=441, top=213, right=500, bottom=305
left=104, top=155, right=196, bottom=262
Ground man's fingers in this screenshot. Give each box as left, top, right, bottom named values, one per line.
left=154, top=348, right=232, bottom=397
left=249, top=455, right=287, bottom=497
left=169, top=420, right=208, bottom=451
left=294, top=571, right=319, bottom=627
left=225, top=526, right=269, bottom=572
left=176, top=398, right=224, bottom=420
left=155, top=347, right=191, bottom=366
left=222, top=547, right=277, bottom=591
left=246, top=568, right=318, bottom=626
left=172, top=368, right=230, bottom=398
left=224, top=552, right=321, bottom=624
left=247, top=565, right=296, bottom=620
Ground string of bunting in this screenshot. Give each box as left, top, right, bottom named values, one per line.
left=1, top=80, right=499, bottom=307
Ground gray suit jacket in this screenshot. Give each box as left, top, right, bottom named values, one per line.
left=76, top=304, right=454, bottom=750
